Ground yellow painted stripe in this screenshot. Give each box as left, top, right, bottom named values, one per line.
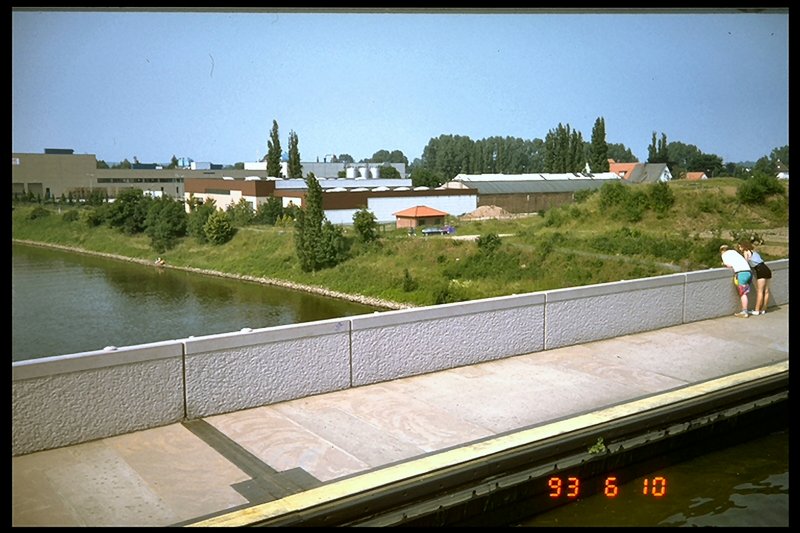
left=188, top=361, right=788, bottom=527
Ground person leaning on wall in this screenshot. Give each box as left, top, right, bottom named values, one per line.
left=719, top=244, right=752, bottom=318
left=737, top=241, right=772, bottom=315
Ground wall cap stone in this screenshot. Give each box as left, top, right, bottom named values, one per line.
left=12, top=340, right=184, bottom=381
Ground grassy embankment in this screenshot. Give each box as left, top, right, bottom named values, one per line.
left=11, top=178, right=788, bottom=308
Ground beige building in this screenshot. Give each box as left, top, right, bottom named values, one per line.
left=11, top=150, right=270, bottom=201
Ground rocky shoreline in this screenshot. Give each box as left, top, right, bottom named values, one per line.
left=12, top=239, right=413, bottom=311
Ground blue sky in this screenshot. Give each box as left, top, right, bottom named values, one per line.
left=12, top=8, right=788, bottom=166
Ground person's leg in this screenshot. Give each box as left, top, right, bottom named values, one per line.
left=755, top=278, right=766, bottom=312
left=763, top=279, right=771, bottom=311
left=738, top=272, right=750, bottom=313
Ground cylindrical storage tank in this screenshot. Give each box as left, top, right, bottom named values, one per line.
left=358, top=166, right=369, bottom=179
left=370, top=166, right=381, bottom=179
left=346, top=166, right=358, bottom=179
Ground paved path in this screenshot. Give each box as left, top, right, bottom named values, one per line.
left=11, top=305, right=789, bottom=526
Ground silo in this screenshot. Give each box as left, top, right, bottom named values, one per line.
left=370, top=166, right=381, bottom=179
left=346, top=166, right=358, bottom=179
left=358, top=166, right=369, bottom=179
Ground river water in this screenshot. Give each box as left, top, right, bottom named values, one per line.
left=11, top=242, right=380, bottom=362
left=11, top=242, right=788, bottom=526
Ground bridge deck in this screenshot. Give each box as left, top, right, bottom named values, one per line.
left=11, top=305, right=789, bottom=526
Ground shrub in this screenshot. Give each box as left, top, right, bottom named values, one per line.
left=648, top=181, right=675, bottom=214
left=402, top=268, right=418, bottom=292
left=80, top=207, right=105, bottom=227
left=353, top=207, right=379, bottom=243
left=476, top=232, right=502, bottom=254
left=226, top=198, right=255, bottom=227
left=599, top=181, right=629, bottom=208
left=145, top=196, right=188, bottom=252
left=204, top=210, right=236, bottom=245
left=62, top=209, right=80, bottom=222
left=737, top=174, right=785, bottom=204
left=188, top=201, right=216, bottom=243
left=28, top=206, right=50, bottom=220
left=573, top=189, right=596, bottom=203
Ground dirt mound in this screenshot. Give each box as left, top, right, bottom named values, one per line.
left=460, top=205, right=513, bottom=220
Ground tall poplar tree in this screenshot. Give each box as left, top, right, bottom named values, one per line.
left=648, top=132, right=669, bottom=164
left=267, top=120, right=283, bottom=178
left=287, top=130, right=302, bottom=178
left=590, top=117, right=610, bottom=172
left=295, top=172, right=348, bottom=271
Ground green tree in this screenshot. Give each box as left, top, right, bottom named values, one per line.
left=294, top=172, right=325, bottom=272
left=648, top=181, right=675, bottom=214
left=319, top=220, right=347, bottom=268
left=607, top=143, right=637, bottom=163
left=294, top=172, right=347, bottom=271
left=379, top=165, right=401, bottom=179
left=589, top=117, right=610, bottom=172
left=370, top=149, right=391, bottom=163
left=203, top=209, right=236, bottom=245
left=770, top=145, right=789, bottom=168
left=96, top=159, right=109, bottom=169
left=166, top=155, right=179, bottom=169
left=145, top=196, right=187, bottom=252
left=647, top=132, right=669, bottom=164
left=226, top=198, right=254, bottom=227
left=337, top=154, right=354, bottom=164
left=737, top=174, right=785, bottom=204
left=753, top=155, right=777, bottom=177
left=267, top=119, right=283, bottom=178
left=688, top=153, right=724, bottom=177
left=544, top=123, right=584, bottom=173
left=254, top=197, right=284, bottom=225
left=187, top=199, right=217, bottom=243
left=287, top=130, right=303, bottom=178
left=353, top=207, right=379, bottom=243
left=106, top=188, right=152, bottom=234
left=411, top=167, right=444, bottom=188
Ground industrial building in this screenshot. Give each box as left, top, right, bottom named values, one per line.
left=184, top=176, right=477, bottom=225
left=448, top=172, right=622, bottom=214
left=11, top=150, right=407, bottom=203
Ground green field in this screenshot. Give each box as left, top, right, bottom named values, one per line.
left=11, top=178, right=789, bottom=307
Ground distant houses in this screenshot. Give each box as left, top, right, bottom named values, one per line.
left=608, top=160, right=673, bottom=183
left=685, top=171, right=709, bottom=181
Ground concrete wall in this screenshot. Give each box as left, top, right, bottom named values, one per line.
left=183, top=319, right=352, bottom=418
left=12, top=341, right=184, bottom=456
left=350, top=293, right=545, bottom=385
left=11, top=260, right=789, bottom=455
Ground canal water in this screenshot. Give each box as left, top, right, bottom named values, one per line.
left=11, top=242, right=788, bottom=526
left=518, top=427, right=788, bottom=527
left=11, top=242, right=380, bottom=362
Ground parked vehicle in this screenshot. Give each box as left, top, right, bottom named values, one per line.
left=422, top=225, right=455, bottom=236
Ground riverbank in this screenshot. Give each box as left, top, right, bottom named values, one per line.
left=12, top=239, right=413, bottom=311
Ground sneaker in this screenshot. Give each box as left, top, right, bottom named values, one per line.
left=753, top=310, right=765, bottom=315
left=734, top=311, right=749, bottom=318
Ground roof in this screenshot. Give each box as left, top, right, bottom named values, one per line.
left=608, top=161, right=639, bottom=179
left=610, top=162, right=670, bottom=184
left=393, top=205, right=449, bottom=218
left=685, top=172, right=707, bottom=181
left=451, top=172, right=621, bottom=194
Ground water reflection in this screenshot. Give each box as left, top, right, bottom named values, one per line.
left=12, top=243, right=380, bottom=361
left=519, top=428, right=788, bottom=527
